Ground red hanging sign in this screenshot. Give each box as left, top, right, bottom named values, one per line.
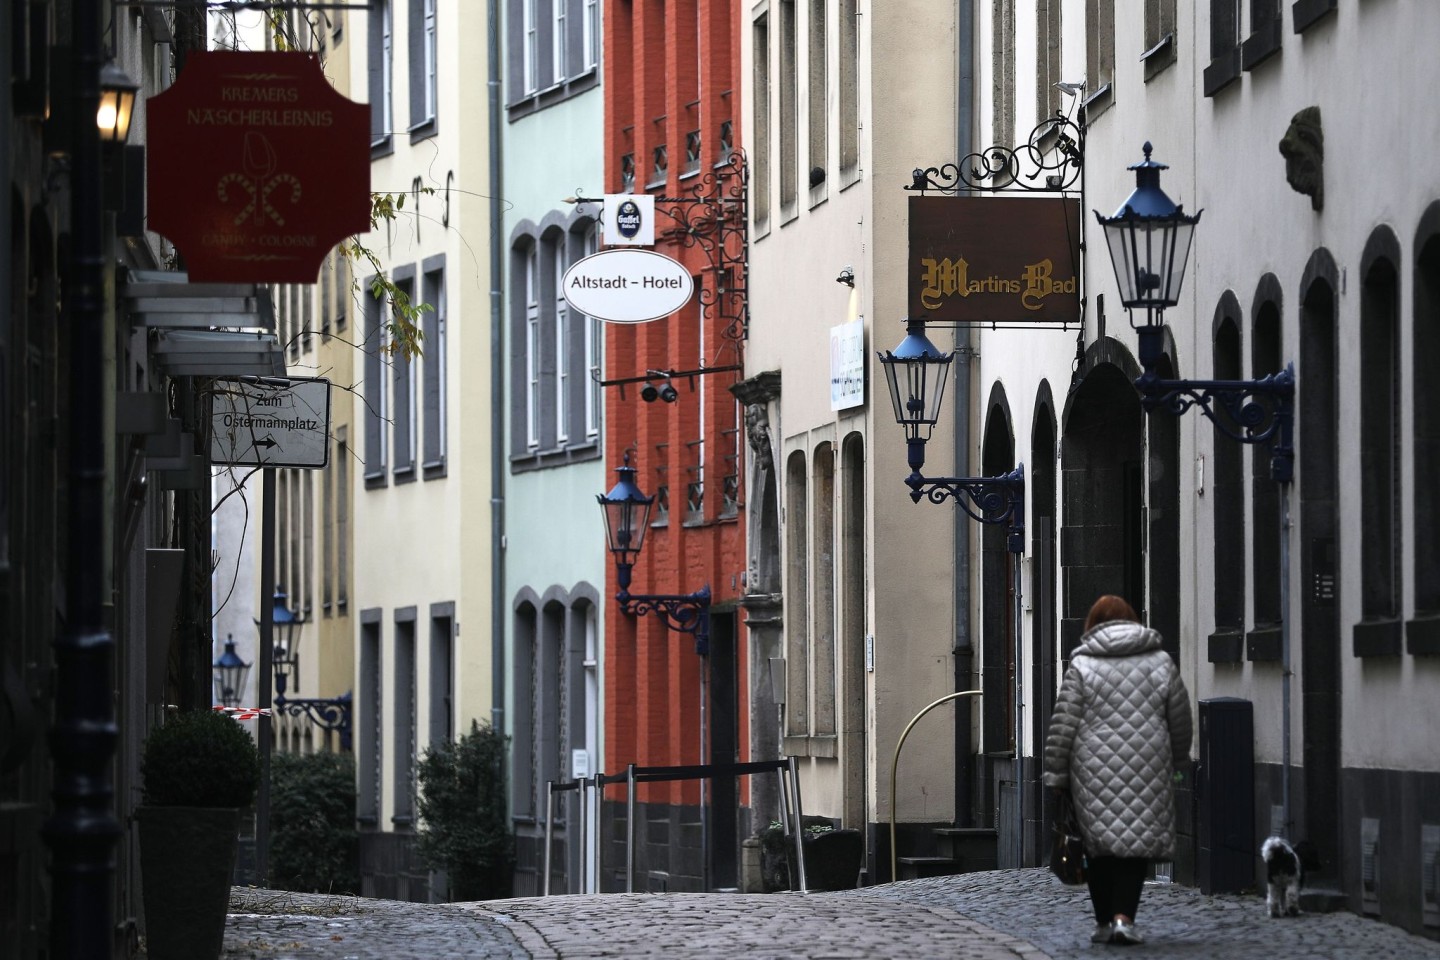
left=146, top=51, right=370, bottom=283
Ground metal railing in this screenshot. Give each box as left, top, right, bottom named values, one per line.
left=543, top=756, right=809, bottom=895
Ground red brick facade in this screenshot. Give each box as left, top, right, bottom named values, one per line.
left=601, top=0, right=747, bottom=822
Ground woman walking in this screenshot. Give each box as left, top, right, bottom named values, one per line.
left=1043, top=595, right=1192, bottom=946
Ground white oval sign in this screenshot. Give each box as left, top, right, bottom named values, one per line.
left=562, top=248, right=695, bottom=324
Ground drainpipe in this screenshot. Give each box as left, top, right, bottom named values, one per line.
left=951, top=0, right=976, bottom=829
left=488, top=0, right=506, bottom=736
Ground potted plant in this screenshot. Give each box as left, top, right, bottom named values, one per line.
left=135, top=707, right=259, bottom=960
left=759, top=817, right=865, bottom=892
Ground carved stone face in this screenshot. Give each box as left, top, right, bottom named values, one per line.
left=1278, top=106, right=1324, bottom=212
left=745, top=403, right=773, bottom=471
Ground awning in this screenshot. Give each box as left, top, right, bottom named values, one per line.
left=150, top=328, right=285, bottom=378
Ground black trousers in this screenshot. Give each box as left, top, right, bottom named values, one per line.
left=1086, top=856, right=1148, bottom=925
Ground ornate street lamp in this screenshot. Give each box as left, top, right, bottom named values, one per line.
left=258, top=586, right=351, bottom=750
left=597, top=457, right=711, bottom=655
left=257, top=586, right=304, bottom=694
left=1096, top=142, right=1294, bottom=480
left=877, top=319, right=1025, bottom=549
left=96, top=61, right=138, bottom=144
left=212, top=634, right=251, bottom=708
left=1096, top=142, right=1297, bottom=834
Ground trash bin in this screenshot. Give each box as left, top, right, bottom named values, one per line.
left=1196, top=697, right=1254, bottom=894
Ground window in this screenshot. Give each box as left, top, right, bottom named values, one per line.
left=1142, top=0, right=1177, bottom=80
left=554, top=243, right=570, bottom=445
left=336, top=427, right=349, bottom=608
left=779, top=0, right=797, bottom=214
left=812, top=444, right=836, bottom=736
left=584, top=0, right=599, bottom=69
left=391, top=271, right=417, bottom=480
left=1084, top=0, right=1115, bottom=120
left=839, top=0, right=857, bottom=176
left=1036, top=0, right=1062, bottom=124
left=323, top=433, right=334, bottom=615
left=409, top=0, right=438, bottom=137
left=552, top=0, right=567, bottom=86
left=1211, top=309, right=1245, bottom=660
left=992, top=0, right=1015, bottom=147
left=807, top=0, right=826, bottom=196
left=1358, top=237, right=1402, bottom=652
left=1243, top=0, right=1282, bottom=70
left=783, top=451, right=809, bottom=739
left=422, top=259, right=447, bottom=477
left=523, top=0, right=539, bottom=94
left=753, top=12, right=771, bottom=226
left=584, top=227, right=602, bottom=439
left=393, top=609, right=417, bottom=826
left=508, top=0, right=598, bottom=115
left=511, top=222, right=602, bottom=467
left=321, top=253, right=333, bottom=339
left=358, top=612, right=383, bottom=826
left=1204, top=0, right=1241, bottom=96
left=526, top=247, right=541, bottom=449
left=429, top=604, right=455, bottom=744
left=1250, top=302, right=1282, bottom=652
left=369, top=0, right=394, bottom=152
left=1416, top=230, right=1440, bottom=630
left=363, top=281, right=389, bottom=487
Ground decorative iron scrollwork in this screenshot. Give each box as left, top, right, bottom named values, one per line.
left=653, top=151, right=750, bottom=341
left=907, top=112, right=1083, bottom=194
left=619, top=585, right=712, bottom=656
left=904, top=465, right=1026, bottom=553
left=571, top=152, right=750, bottom=341
left=1137, top=365, right=1296, bottom=483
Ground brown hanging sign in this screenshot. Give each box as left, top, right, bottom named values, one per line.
left=908, top=196, right=1082, bottom=328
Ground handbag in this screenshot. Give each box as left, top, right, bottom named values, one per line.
left=1049, top=792, right=1088, bottom=885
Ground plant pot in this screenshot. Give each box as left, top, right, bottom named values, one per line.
left=137, top=805, right=242, bottom=960
left=793, top=828, right=864, bottom=892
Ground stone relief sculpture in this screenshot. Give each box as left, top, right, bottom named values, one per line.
left=1279, top=106, right=1323, bottom=212
left=745, top=402, right=774, bottom=474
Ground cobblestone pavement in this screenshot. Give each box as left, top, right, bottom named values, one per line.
left=219, top=869, right=1440, bottom=959
left=859, top=868, right=1440, bottom=960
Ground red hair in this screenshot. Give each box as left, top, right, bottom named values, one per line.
left=1084, top=594, right=1138, bottom=633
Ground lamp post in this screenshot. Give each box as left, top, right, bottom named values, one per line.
left=1096, top=142, right=1296, bottom=835
left=260, top=586, right=353, bottom=750
left=213, top=635, right=252, bottom=709
left=877, top=321, right=1027, bottom=865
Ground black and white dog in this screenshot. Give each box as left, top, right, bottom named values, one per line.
left=1262, top=836, right=1304, bottom=917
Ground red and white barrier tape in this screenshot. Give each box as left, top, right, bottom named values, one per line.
left=211, top=704, right=270, bottom=721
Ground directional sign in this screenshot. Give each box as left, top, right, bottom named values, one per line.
left=210, top=377, right=330, bottom=468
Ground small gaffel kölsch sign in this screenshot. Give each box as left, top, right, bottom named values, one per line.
left=563, top=248, right=694, bottom=324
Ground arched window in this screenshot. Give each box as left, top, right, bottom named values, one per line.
left=1413, top=212, right=1440, bottom=653
left=1356, top=227, right=1403, bottom=655
left=1211, top=297, right=1245, bottom=662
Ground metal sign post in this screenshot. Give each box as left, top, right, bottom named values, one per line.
left=210, top=376, right=331, bottom=882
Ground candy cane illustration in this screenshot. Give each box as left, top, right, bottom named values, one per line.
left=217, top=172, right=258, bottom=225
left=261, top=173, right=302, bottom=226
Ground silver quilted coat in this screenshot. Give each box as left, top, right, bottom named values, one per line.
left=1042, top=620, right=1193, bottom=859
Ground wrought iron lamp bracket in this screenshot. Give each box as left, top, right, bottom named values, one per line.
left=905, top=465, right=1026, bottom=554
left=906, top=112, right=1084, bottom=195
left=272, top=692, right=353, bottom=750
left=616, top=581, right=712, bottom=656
left=1136, top=364, right=1296, bottom=483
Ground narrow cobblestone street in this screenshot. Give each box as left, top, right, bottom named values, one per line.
left=220, top=868, right=1440, bottom=959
